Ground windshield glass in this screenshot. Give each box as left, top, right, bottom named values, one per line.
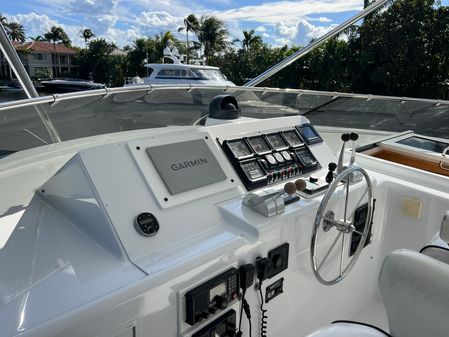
left=0, top=86, right=448, bottom=155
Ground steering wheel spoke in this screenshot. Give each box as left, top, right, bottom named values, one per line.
left=311, top=165, right=374, bottom=286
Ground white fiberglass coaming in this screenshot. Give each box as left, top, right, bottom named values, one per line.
left=0, top=84, right=449, bottom=337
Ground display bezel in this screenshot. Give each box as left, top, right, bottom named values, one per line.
left=282, top=129, right=304, bottom=148
left=224, top=139, right=254, bottom=160
left=297, top=124, right=323, bottom=145
left=248, top=136, right=272, bottom=155
left=265, top=133, right=289, bottom=151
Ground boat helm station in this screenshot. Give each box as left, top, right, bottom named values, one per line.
left=2, top=1, right=449, bottom=336
left=2, top=91, right=449, bottom=337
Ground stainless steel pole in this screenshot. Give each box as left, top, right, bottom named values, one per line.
left=244, top=0, right=391, bottom=87
left=0, top=23, right=39, bottom=98
left=0, top=22, right=61, bottom=143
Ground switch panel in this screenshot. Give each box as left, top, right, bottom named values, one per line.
left=268, top=243, right=289, bottom=278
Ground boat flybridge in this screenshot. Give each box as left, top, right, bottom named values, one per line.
left=2, top=1, right=449, bottom=337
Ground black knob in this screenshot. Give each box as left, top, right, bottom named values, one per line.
left=272, top=254, right=284, bottom=269
left=309, top=176, right=318, bottom=183
left=326, top=162, right=337, bottom=184
left=341, top=133, right=351, bottom=142
left=350, top=132, right=359, bottom=141
left=214, top=295, right=228, bottom=310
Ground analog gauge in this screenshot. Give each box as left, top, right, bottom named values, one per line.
left=283, top=130, right=303, bottom=147
left=248, top=136, right=271, bottom=154
left=227, top=140, right=252, bottom=158
left=266, top=134, right=288, bottom=150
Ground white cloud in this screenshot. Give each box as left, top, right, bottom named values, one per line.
left=215, top=0, right=362, bottom=25
left=274, top=37, right=292, bottom=47
left=296, top=19, right=338, bottom=45
left=67, top=0, right=119, bottom=35
left=138, top=11, right=183, bottom=27
left=255, top=26, right=267, bottom=33
left=306, top=16, right=333, bottom=23
left=275, top=22, right=298, bottom=39
left=10, top=13, right=58, bottom=38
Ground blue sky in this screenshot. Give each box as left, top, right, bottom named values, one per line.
left=2, top=1, right=448, bottom=48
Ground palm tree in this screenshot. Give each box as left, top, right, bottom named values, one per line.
left=156, top=31, right=175, bottom=50
left=6, top=22, right=26, bottom=42
left=30, top=35, right=46, bottom=41
left=45, top=26, right=71, bottom=47
left=196, top=16, right=229, bottom=63
left=44, top=26, right=72, bottom=77
left=80, top=28, right=95, bottom=47
left=236, top=30, right=262, bottom=51
left=178, top=14, right=200, bottom=62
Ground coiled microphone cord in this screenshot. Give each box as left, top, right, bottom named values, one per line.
left=258, top=282, right=267, bottom=337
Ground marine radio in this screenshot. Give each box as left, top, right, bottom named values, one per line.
left=185, top=268, right=239, bottom=326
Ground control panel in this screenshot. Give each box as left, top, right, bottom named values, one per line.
left=185, top=268, right=239, bottom=326
left=221, top=125, right=321, bottom=190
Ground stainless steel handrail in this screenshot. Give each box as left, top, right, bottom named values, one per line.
left=244, top=0, right=391, bottom=87
left=1, top=84, right=448, bottom=112
left=0, top=23, right=38, bottom=98
left=0, top=22, right=61, bottom=143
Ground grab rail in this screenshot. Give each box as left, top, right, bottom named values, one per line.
left=244, top=0, right=392, bottom=87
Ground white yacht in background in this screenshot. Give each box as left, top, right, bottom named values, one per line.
left=1, top=2, right=449, bottom=337
left=124, top=49, right=235, bottom=87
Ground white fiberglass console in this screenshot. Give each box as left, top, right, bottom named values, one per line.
left=39, top=116, right=335, bottom=273
left=5, top=114, right=447, bottom=337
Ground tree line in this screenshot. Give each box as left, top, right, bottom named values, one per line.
left=2, top=0, right=449, bottom=99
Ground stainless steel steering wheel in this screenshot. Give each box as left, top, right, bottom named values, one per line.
left=310, top=165, right=374, bottom=286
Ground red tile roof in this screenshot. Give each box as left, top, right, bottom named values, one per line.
left=13, top=41, right=76, bottom=55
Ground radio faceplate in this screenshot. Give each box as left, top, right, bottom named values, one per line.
left=221, top=127, right=321, bottom=190
left=185, top=268, right=239, bottom=326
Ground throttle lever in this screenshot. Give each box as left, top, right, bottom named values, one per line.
left=337, top=133, right=350, bottom=174
left=349, top=132, right=359, bottom=166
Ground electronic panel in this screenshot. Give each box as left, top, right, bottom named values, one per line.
left=185, top=268, right=239, bottom=326
left=221, top=126, right=321, bottom=191
left=297, top=124, right=323, bottom=145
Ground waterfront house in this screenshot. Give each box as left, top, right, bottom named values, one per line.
left=0, top=41, right=77, bottom=79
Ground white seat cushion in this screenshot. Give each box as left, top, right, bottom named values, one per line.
left=305, top=322, right=389, bottom=337
left=421, top=245, right=449, bottom=264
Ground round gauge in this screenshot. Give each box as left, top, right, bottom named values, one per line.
left=227, top=140, right=252, bottom=158
left=249, top=136, right=271, bottom=154
left=266, top=134, right=288, bottom=150
left=283, top=130, right=303, bottom=147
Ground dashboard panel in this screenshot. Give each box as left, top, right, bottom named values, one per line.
left=221, top=126, right=322, bottom=190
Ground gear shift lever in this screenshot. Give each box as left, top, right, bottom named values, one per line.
left=337, top=133, right=350, bottom=174
left=349, top=132, right=359, bottom=166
